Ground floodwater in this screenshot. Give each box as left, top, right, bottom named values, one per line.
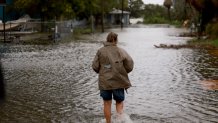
left=0, top=26, right=217, bottom=123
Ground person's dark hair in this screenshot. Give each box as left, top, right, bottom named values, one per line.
left=107, top=32, right=118, bottom=43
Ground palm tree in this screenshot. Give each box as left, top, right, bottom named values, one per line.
left=164, top=0, right=173, bottom=21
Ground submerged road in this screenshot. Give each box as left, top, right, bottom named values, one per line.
left=0, top=26, right=217, bottom=123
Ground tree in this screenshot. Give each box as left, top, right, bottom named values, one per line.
left=10, top=0, right=74, bottom=20
left=92, top=0, right=128, bottom=32
left=173, top=0, right=187, bottom=20
left=129, top=0, right=144, bottom=18
left=186, top=0, right=218, bottom=32
left=143, top=4, right=169, bottom=24
left=7, top=0, right=129, bottom=33
left=163, top=0, right=172, bottom=21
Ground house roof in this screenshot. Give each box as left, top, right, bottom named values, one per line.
left=109, top=9, right=130, bottom=14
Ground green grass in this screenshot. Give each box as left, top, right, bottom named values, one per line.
left=143, top=16, right=182, bottom=27
left=73, top=28, right=92, bottom=35
left=21, top=39, right=53, bottom=45
left=170, top=20, right=183, bottom=28
left=211, top=39, right=218, bottom=46
left=188, top=38, right=218, bottom=48
left=143, top=16, right=169, bottom=24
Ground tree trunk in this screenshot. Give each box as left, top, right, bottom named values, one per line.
left=167, top=8, right=171, bottom=22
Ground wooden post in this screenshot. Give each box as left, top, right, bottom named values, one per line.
left=3, top=6, right=5, bottom=43
left=91, top=15, right=94, bottom=33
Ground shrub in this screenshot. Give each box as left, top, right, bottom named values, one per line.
left=212, top=39, right=218, bottom=46
left=143, top=16, right=169, bottom=24
left=206, top=22, right=218, bottom=38
left=73, top=28, right=92, bottom=35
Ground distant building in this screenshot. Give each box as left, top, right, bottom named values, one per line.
left=107, top=8, right=130, bottom=26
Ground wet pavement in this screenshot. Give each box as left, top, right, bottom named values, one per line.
left=0, top=26, right=217, bottom=123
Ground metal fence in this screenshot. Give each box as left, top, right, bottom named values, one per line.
left=0, top=19, right=87, bottom=43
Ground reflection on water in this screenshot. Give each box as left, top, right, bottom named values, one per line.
left=201, top=80, right=218, bottom=90
left=0, top=27, right=217, bottom=123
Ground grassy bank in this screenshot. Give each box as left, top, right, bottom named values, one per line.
left=188, top=38, right=218, bottom=47
left=73, top=28, right=92, bottom=35
left=187, top=38, right=218, bottom=56
left=143, top=17, right=182, bottom=27
left=211, top=39, right=218, bottom=46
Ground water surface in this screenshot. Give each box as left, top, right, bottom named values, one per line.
left=0, top=26, right=217, bottom=123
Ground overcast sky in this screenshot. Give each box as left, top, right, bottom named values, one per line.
left=142, top=0, right=164, bottom=5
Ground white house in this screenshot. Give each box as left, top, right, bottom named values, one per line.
left=107, top=9, right=130, bottom=26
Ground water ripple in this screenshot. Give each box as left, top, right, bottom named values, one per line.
left=0, top=27, right=217, bottom=123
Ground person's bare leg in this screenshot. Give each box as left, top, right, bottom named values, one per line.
left=116, top=101, right=123, bottom=114
left=103, top=100, right=112, bottom=123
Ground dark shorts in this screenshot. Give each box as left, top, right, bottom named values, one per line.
left=100, top=88, right=125, bottom=102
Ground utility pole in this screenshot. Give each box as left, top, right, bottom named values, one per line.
left=101, top=0, right=104, bottom=32
left=2, top=6, right=5, bottom=43
left=0, top=0, right=7, bottom=43
left=89, top=1, right=94, bottom=33
left=121, top=0, right=124, bottom=29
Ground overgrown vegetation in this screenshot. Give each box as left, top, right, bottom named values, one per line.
left=143, top=4, right=168, bottom=24
left=6, top=0, right=129, bottom=33
left=187, top=38, right=218, bottom=48
left=73, top=28, right=92, bottom=35
left=142, top=4, right=185, bottom=26
left=7, top=0, right=129, bottom=20
left=184, top=0, right=218, bottom=48
left=143, top=16, right=168, bottom=24
left=128, top=0, right=144, bottom=18
left=211, top=39, right=218, bottom=46
left=186, top=0, right=218, bottom=33
left=206, top=22, right=218, bottom=39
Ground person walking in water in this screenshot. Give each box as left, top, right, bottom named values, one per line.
left=92, top=32, right=134, bottom=123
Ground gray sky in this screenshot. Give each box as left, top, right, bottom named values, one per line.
left=142, top=0, right=164, bottom=5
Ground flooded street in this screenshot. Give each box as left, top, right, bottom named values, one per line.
left=0, top=26, right=218, bottom=123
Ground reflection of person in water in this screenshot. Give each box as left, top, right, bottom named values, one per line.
left=0, top=62, right=5, bottom=102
